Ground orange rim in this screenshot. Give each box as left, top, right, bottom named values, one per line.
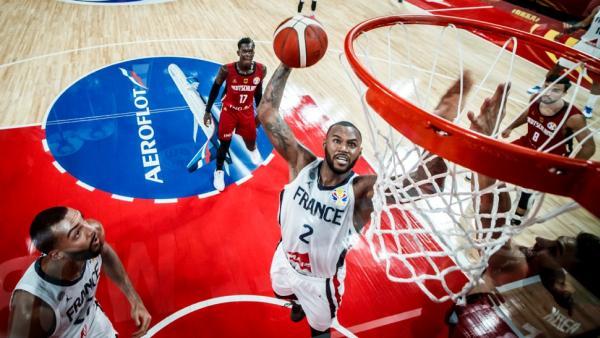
left=345, top=15, right=600, bottom=217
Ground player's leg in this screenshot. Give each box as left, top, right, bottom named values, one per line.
left=215, top=108, right=236, bottom=191
left=270, top=243, right=306, bottom=323
left=310, top=327, right=330, bottom=337
left=238, top=110, right=262, bottom=164
left=293, top=270, right=346, bottom=338
left=88, top=302, right=119, bottom=338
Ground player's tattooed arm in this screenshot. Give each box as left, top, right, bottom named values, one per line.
left=258, top=64, right=316, bottom=178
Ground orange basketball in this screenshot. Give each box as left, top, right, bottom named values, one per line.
left=273, top=15, right=328, bottom=68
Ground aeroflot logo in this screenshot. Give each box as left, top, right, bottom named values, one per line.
left=120, top=69, right=163, bottom=184
left=120, top=68, right=147, bottom=89
left=44, top=56, right=272, bottom=200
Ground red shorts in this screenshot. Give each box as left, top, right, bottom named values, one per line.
left=218, top=105, right=256, bottom=143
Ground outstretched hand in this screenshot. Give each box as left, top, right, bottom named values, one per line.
left=432, top=70, right=474, bottom=121
left=562, top=22, right=580, bottom=34
left=131, top=301, right=152, bottom=338
left=467, top=83, right=511, bottom=136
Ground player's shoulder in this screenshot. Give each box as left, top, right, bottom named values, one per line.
left=352, top=174, right=377, bottom=198
left=260, top=63, right=267, bottom=75
left=221, top=63, right=232, bottom=73
left=11, top=289, right=53, bottom=315
left=10, top=290, right=55, bottom=335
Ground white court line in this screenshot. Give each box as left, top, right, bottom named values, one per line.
left=52, top=161, right=66, bottom=173
left=262, top=152, right=275, bottom=165
left=344, top=308, right=422, bottom=334
left=197, top=190, right=220, bottom=199
left=154, top=198, right=178, bottom=204
left=0, top=122, right=42, bottom=130
left=76, top=180, right=95, bottom=191
left=496, top=275, right=541, bottom=293
left=143, top=294, right=420, bottom=338
left=111, top=194, right=134, bottom=202
left=142, top=295, right=355, bottom=337
left=428, top=5, right=494, bottom=12
left=235, top=174, right=253, bottom=185
left=41, top=139, right=49, bottom=152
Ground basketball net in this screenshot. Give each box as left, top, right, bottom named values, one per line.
left=342, top=16, right=600, bottom=302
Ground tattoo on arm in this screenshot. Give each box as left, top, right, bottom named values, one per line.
left=264, top=114, right=294, bottom=155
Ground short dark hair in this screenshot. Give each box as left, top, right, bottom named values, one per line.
left=30, top=207, right=68, bottom=254
left=545, top=73, right=571, bottom=91
left=571, top=232, right=600, bottom=298
left=237, top=37, right=254, bottom=49
left=326, top=121, right=362, bottom=141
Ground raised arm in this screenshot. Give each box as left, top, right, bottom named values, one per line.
left=501, top=107, right=528, bottom=138
left=204, top=65, right=227, bottom=127
left=101, top=243, right=151, bottom=338
left=8, top=291, right=55, bottom=338
left=257, top=63, right=316, bottom=179
left=567, top=114, right=596, bottom=159
left=254, top=64, right=267, bottom=107
left=564, top=6, right=600, bottom=33
left=467, top=83, right=512, bottom=228
left=352, top=73, right=474, bottom=233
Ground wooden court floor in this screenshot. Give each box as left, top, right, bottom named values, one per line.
left=0, top=0, right=598, bottom=337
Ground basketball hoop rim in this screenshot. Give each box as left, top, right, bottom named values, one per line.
left=344, top=15, right=600, bottom=218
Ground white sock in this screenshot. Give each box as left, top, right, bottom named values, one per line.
left=586, top=94, right=598, bottom=108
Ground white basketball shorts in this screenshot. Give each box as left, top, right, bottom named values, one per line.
left=270, top=243, right=346, bottom=332
left=87, top=303, right=118, bottom=338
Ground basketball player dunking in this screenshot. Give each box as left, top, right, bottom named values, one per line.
left=203, top=37, right=267, bottom=191
left=257, top=63, right=472, bottom=337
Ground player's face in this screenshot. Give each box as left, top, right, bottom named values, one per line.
left=237, top=43, right=255, bottom=67
left=324, top=126, right=362, bottom=175
left=540, top=83, right=567, bottom=104
left=52, top=208, right=105, bottom=261
left=524, top=236, right=577, bottom=270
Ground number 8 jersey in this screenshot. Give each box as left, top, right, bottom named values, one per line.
left=278, top=159, right=358, bottom=278
left=221, top=61, right=265, bottom=111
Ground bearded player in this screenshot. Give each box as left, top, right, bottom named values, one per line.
left=257, top=62, right=474, bottom=337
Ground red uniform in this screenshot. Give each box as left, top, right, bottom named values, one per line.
left=218, top=62, right=265, bottom=142
left=512, top=101, right=583, bottom=156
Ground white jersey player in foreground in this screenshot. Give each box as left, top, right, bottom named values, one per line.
left=8, top=207, right=151, bottom=338
left=257, top=63, right=482, bottom=337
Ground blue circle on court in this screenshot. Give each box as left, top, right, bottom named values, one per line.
left=45, top=56, right=272, bottom=199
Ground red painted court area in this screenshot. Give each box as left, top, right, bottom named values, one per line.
left=0, top=96, right=457, bottom=337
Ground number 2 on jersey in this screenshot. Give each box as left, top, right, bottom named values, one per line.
left=299, top=224, right=313, bottom=244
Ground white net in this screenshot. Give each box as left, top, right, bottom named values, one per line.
left=342, top=17, right=600, bottom=302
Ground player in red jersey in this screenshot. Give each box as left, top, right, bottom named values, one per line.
left=203, top=37, right=267, bottom=191
left=501, top=73, right=595, bottom=223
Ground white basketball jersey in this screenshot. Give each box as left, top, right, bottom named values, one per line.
left=582, top=10, right=600, bottom=48
left=12, top=256, right=103, bottom=338
left=279, top=159, right=357, bottom=278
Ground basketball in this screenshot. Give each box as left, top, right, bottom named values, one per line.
left=273, top=15, right=328, bottom=68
